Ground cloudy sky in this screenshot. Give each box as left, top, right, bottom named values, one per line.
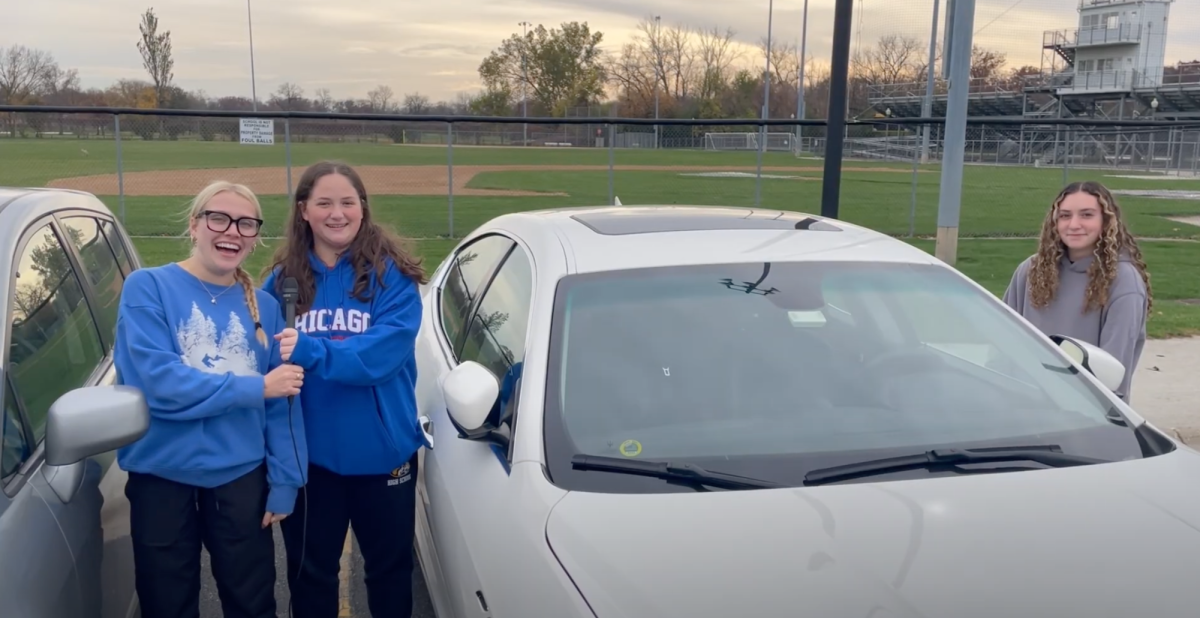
left=5, top=0, right=1198, bottom=102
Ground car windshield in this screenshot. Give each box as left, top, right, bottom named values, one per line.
left=541, top=260, right=1149, bottom=493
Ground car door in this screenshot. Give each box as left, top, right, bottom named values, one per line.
left=55, top=213, right=139, bottom=618
left=415, top=232, right=534, bottom=618
left=0, top=217, right=110, bottom=617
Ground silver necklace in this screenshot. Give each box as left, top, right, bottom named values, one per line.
left=197, top=279, right=238, bottom=304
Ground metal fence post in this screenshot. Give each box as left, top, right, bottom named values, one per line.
left=908, top=124, right=921, bottom=238
left=447, top=123, right=454, bottom=238
left=114, top=114, right=125, bottom=223
left=285, top=118, right=293, bottom=203
left=607, top=123, right=615, bottom=205
left=754, top=114, right=765, bottom=208
left=1185, top=132, right=1195, bottom=176
left=1062, top=126, right=1070, bottom=186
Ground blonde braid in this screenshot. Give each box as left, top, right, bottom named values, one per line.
left=234, top=267, right=268, bottom=348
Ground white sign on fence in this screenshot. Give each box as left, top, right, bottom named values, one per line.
left=239, top=118, right=275, bottom=145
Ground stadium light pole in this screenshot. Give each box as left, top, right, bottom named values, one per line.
left=935, top=0, right=977, bottom=266
left=820, top=0, right=854, bottom=219
left=796, top=0, right=809, bottom=153
left=920, top=0, right=941, bottom=164
left=754, top=0, right=774, bottom=207
left=247, top=0, right=258, bottom=111
left=520, top=21, right=530, bottom=145
left=653, top=15, right=661, bottom=149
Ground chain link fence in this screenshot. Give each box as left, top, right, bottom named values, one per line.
left=3, top=108, right=1199, bottom=258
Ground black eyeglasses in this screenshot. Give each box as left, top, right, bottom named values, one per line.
left=199, top=210, right=263, bottom=237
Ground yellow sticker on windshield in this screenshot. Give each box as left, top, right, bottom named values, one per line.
left=619, top=439, right=643, bottom=458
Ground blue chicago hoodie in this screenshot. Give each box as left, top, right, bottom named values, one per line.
left=114, top=263, right=308, bottom=515
left=263, top=252, right=426, bottom=476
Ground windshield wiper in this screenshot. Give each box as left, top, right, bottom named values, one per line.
left=803, top=444, right=1108, bottom=486
left=571, top=454, right=779, bottom=491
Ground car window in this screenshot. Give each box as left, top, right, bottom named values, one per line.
left=8, top=224, right=106, bottom=443
left=459, top=246, right=533, bottom=437
left=59, top=216, right=125, bottom=347
left=459, top=246, right=533, bottom=375
left=439, top=235, right=515, bottom=354
left=542, top=261, right=1143, bottom=492
left=2, top=382, right=31, bottom=479
left=97, top=218, right=134, bottom=276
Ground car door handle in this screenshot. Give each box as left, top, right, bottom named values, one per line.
left=419, top=415, right=434, bottom=449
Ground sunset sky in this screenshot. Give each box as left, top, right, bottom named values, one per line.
left=5, top=0, right=1198, bottom=102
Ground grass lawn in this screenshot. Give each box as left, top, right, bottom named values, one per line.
left=5, top=138, right=1200, bottom=240
left=131, top=236, right=1200, bottom=340
left=7, top=137, right=1199, bottom=337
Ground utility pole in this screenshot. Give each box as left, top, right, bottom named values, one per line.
left=653, top=15, right=661, bottom=149
left=796, top=0, right=809, bottom=154
left=520, top=21, right=530, bottom=146
left=247, top=0, right=258, bottom=110
left=920, top=0, right=941, bottom=164
left=935, top=0, right=977, bottom=266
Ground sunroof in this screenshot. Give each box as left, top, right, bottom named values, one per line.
left=570, top=207, right=842, bottom=236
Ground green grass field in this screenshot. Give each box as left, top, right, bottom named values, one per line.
left=4, top=136, right=1200, bottom=338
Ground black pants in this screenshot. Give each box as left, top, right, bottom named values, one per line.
left=281, top=455, right=418, bottom=618
left=125, top=464, right=276, bottom=618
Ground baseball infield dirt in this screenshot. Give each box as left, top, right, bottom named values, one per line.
left=46, top=164, right=917, bottom=197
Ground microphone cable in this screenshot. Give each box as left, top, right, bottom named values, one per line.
left=286, top=388, right=307, bottom=618
left=281, top=275, right=307, bottom=618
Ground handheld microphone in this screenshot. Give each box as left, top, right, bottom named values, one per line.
left=282, top=276, right=299, bottom=406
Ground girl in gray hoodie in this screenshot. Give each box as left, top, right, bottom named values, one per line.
left=1002, top=181, right=1152, bottom=403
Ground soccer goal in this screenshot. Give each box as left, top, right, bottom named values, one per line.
left=703, top=132, right=795, bottom=152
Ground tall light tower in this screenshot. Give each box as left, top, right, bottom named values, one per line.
left=519, top=21, right=530, bottom=145
left=754, top=0, right=775, bottom=207
left=795, top=0, right=809, bottom=153
left=247, top=0, right=258, bottom=110
left=653, top=15, right=661, bottom=149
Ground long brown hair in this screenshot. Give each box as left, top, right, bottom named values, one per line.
left=263, top=161, right=427, bottom=314
left=1028, top=180, right=1152, bottom=314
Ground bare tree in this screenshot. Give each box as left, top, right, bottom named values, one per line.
left=852, top=35, right=925, bottom=86
left=695, top=26, right=740, bottom=101
left=0, top=45, right=55, bottom=105
left=402, top=93, right=431, bottom=114
left=367, top=85, right=396, bottom=112
left=313, top=88, right=335, bottom=111
left=137, top=7, right=174, bottom=108
left=270, top=82, right=306, bottom=110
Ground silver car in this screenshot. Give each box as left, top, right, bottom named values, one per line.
left=0, top=187, right=149, bottom=618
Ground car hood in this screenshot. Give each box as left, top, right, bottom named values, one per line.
left=545, top=449, right=1200, bottom=618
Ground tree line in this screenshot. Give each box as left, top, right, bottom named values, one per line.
left=3, top=9, right=1199, bottom=128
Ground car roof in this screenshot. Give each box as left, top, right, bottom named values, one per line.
left=494, top=205, right=942, bottom=275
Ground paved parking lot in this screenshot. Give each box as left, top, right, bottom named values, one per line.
left=199, top=526, right=435, bottom=618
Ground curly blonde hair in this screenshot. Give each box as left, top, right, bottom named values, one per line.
left=1028, top=181, right=1151, bottom=315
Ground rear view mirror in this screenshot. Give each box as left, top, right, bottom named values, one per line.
left=442, top=361, right=499, bottom=438
left=1051, top=335, right=1126, bottom=393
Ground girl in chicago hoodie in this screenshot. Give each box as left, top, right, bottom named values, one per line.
left=1003, top=180, right=1152, bottom=402
left=262, top=161, right=428, bottom=618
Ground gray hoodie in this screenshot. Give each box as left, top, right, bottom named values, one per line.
left=1002, top=252, right=1148, bottom=403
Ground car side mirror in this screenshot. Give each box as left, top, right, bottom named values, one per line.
left=43, top=385, right=149, bottom=503
left=1051, top=335, right=1126, bottom=393
left=442, top=361, right=499, bottom=439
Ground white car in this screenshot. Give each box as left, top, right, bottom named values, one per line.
left=412, top=205, right=1198, bottom=618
